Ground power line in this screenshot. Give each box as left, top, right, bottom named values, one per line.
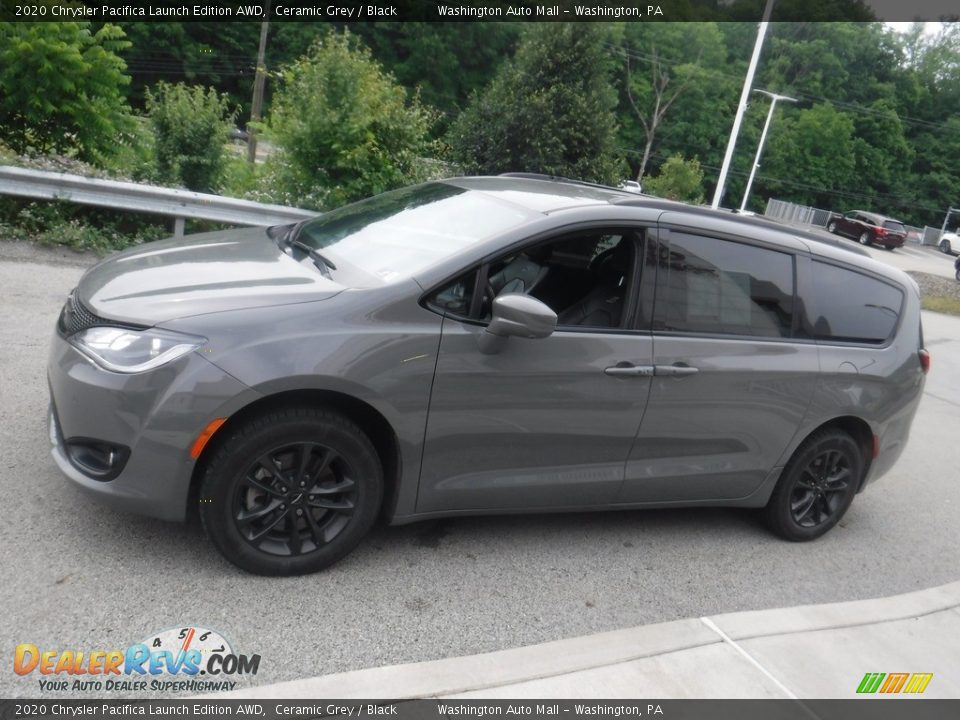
left=610, top=43, right=960, bottom=136
left=621, top=146, right=947, bottom=215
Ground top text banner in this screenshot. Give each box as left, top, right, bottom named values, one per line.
left=2, top=0, right=958, bottom=23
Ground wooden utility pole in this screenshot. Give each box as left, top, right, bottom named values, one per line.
left=247, top=16, right=270, bottom=165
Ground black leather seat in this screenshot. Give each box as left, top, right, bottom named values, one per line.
left=557, top=241, right=630, bottom=327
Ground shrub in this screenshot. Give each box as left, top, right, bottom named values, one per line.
left=0, top=23, right=134, bottom=165
left=146, top=82, right=235, bottom=192
left=447, top=23, right=624, bottom=184
left=264, top=31, right=434, bottom=210
left=644, top=155, right=705, bottom=204
left=0, top=198, right=167, bottom=254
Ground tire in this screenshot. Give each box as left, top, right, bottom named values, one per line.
left=940, top=239, right=952, bottom=254
left=762, top=429, right=863, bottom=542
left=955, top=265, right=960, bottom=282
left=199, top=407, right=383, bottom=576
left=826, top=221, right=837, bottom=233
left=858, top=231, right=871, bottom=246
left=884, top=245, right=895, bottom=252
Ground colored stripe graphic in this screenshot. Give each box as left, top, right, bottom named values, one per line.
left=880, top=673, right=909, bottom=693
left=857, top=672, right=933, bottom=694
left=904, top=673, right=934, bottom=694
left=857, top=673, right=885, bottom=693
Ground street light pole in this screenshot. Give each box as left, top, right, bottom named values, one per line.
left=711, top=0, right=775, bottom=209
left=739, top=90, right=797, bottom=213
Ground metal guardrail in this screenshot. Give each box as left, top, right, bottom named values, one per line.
left=0, top=165, right=316, bottom=236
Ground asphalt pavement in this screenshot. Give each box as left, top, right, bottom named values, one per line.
left=1, top=239, right=958, bottom=699
left=777, top=221, right=959, bottom=280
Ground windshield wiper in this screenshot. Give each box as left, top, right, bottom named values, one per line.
left=280, top=223, right=338, bottom=277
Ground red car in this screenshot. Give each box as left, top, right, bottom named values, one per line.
left=826, top=210, right=907, bottom=250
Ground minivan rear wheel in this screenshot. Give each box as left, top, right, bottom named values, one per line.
left=199, top=407, right=382, bottom=575
left=762, top=429, right=862, bottom=541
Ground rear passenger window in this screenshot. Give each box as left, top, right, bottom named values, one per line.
left=809, top=262, right=903, bottom=344
left=653, top=233, right=794, bottom=338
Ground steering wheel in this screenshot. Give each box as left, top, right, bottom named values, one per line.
left=589, top=245, right=617, bottom=274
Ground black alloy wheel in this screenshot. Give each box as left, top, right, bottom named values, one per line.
left=789, top=449, right=852, bottom=529
left=763, top=428, right=862, bottom=541
left=200, top=407, right=382, bottom=575
left=233, top=442, right=357, bottom=557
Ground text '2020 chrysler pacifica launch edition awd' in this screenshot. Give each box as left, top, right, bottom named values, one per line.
left=48, top=176, right=928, bottom=575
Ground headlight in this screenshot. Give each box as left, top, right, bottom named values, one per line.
left=70, top=327, right=206, bottom=373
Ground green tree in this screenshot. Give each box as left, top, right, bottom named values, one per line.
left=146, top=82, right=234, bottom=192
left=0, top=22, right=133, bottom=163
left=447, top=23, right=624, bottom=184
left=618, top=22, right=727, bottom=182
left=850, top=99, right=912, bottom=200
left=349, top=23, right=520, bottom=123
left=761, top=104, right=857, bottom=208
left=265, top=31, right=434, bottom=210
left=644, top=154, right=705, bottom=203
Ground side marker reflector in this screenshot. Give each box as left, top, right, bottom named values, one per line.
left=190, top=418, right=227, bottom=460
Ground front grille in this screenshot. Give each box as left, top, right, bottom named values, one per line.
left=57, top=292, right=111, bottom=337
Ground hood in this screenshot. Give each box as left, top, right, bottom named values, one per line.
left=77, top=226, right=343, bottom=325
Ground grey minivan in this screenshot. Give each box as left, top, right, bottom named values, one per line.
left=48, top=176, right=929, bottom=575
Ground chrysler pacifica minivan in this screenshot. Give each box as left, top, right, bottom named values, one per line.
left=48, top=176, right=928, bottom=575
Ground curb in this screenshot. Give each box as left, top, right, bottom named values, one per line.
left=217, top=581, right=960, bottom=699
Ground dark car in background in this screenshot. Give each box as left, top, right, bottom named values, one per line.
left=826, top=211, right=907, bottom=250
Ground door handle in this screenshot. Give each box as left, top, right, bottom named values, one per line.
left=604, top=363, right=655, bottom=377
left=655, top=363, right=699, bottom=377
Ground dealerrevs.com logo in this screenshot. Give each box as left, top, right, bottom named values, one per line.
left=14, top=626, right=260, bottom=693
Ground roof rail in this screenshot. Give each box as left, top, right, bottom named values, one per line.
left=498, top=172, right=629, bottom=194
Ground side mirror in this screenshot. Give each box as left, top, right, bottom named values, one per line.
left=478, top=293, right=557, bottom=354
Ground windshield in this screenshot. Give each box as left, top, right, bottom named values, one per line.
left=296, top=183, right=535, bottom=282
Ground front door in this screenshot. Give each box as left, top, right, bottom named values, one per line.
left=418, top=228, right=654, bottom=513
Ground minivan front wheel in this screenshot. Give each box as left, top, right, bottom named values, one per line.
left=199, top=407, right=382, bottom=575
left=763, top=429, right=862, bottom=541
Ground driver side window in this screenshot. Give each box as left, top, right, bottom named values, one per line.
left=428, top=229, right=642, bottom=331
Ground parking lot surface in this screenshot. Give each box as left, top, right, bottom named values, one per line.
left=1, top=244, right=958, bottom=698
left=780, top=221, right=958, bottom=279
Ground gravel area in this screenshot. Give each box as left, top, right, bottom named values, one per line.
left=908, top=270, right=960, bottom=300
left=0, top=239, right=100, bottom=267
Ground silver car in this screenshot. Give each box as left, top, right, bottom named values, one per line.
left=48, top=176, right=929, bottom=575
